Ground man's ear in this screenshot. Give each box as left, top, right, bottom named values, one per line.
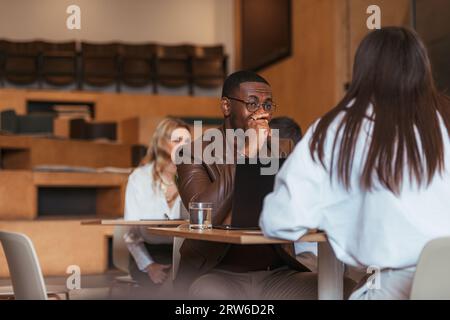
left=220, top=97, right=231, bottom=117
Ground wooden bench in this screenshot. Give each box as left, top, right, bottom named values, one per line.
left=0, top=170, right=128, bottom=219
left=0, top=134, right=132, bottom=169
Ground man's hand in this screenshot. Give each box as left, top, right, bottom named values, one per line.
left=147, top=263, right=171, bottom=284
left=245, top=112, right=271, bottom=158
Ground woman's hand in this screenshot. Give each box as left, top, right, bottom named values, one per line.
left=147, top=263, right=172, bottom=284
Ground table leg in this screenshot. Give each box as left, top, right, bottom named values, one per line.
left=318, top=241, right=344, bottom=300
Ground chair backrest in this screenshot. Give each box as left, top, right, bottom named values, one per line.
left=41, top=41, right=77, bottom=53
left=0, top=231, right=47, bottom=300
left=120, top=43, right=156, bottom=59
left=198, top=45, right=224, bottom=57
left=172, top=237, right=185, bottom=281
left=410, top=237, right=450, bottom=299
left=3, top=40, right=40, bottom=85
left=41, top=41, right=77, bottom=86
left=157, top=44, right=193, bottom=58
left=80, top=42, right=119, bottom=87
left=81, top=42, right=119, bottom=57
left=119, top=43, right=156, bottom=88
left=112, top=226, right=131, bottom=274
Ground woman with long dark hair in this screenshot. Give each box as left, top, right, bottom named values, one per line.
left=260, top=27, right=450, bottom=299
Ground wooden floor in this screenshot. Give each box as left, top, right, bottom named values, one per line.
left=0, top=270, right=128, bottom=300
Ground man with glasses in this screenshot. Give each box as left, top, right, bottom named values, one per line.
left=175, top=71, right=317, bottom=299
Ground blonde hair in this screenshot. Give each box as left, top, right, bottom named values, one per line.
left=141, top=118, right=190, bottom=189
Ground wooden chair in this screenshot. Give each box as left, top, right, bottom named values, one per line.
left=80, top=42, right=120, bottom=91
left=40, top=41, right=77, bottom=87
left=191, top=45, right=227, bottom=90
left=119, top=43, right=157, bottom=92
left=155, top=44, right=193, bottom=93
left=2, top=40, right=40, bottom=85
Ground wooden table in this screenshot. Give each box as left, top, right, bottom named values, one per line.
left=147, top=224, right=326, bottom=244
left=147, top=224, right=345, bottom=300
left=80, top=219, right=344, bottom=299
left=81, top=219, right=188, bottom=226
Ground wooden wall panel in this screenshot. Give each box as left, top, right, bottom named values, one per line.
left=256, top=0, right=411, bottom=132
left=0, top=220, right=113, bottom=277
left=349, top=0, right=411, bottom=72
left=1, top=149, right=31, bottom=169
left=118, top=116, right=166, bottom=146
left=118, top=117, right=140, bottom=145
left=0, top=171, right=35, bottom=219
left=96, top=187, right=125, bottom=218
left=260, top=0, right=347, bottom=131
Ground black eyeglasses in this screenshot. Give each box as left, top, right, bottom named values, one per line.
left=226, top=97, right=277, bottom=113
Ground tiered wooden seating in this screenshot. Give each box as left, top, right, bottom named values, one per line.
left=0, top=40, right=228, bottom=94
left=0, top=132, right=130, bottom=277
left=0, top=88, right=222, bottom=277
left=0, top=134, right=132, bottom=169
left=0, top=89, right=220, bottom=123
left=0, top=170, right=128, bottom=220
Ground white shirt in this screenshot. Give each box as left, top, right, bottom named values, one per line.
left=123, top=163, right=185, bottom=271
left=260, top=112, right=450, bottom=273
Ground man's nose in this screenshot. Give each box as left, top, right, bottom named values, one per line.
left=254, top=106, right=267, bottom=114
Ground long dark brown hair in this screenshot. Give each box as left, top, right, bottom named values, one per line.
left=310, top=27, right=450, bottom=194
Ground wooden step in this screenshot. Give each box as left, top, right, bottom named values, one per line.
left=118, top=115, right=223, bottom=145
left=0, top=170, right=128, bottom=219
left=0, top=219, right=113, bottom=277
left=0, top=88, right=220, bottom=124
left=0, top=134, right=133, bottom=169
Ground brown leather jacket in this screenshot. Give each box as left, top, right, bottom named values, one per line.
left=175, top=126, right=309, bottom=288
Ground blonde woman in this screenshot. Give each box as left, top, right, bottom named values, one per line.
left=124, top=118, right=190, bottom=288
